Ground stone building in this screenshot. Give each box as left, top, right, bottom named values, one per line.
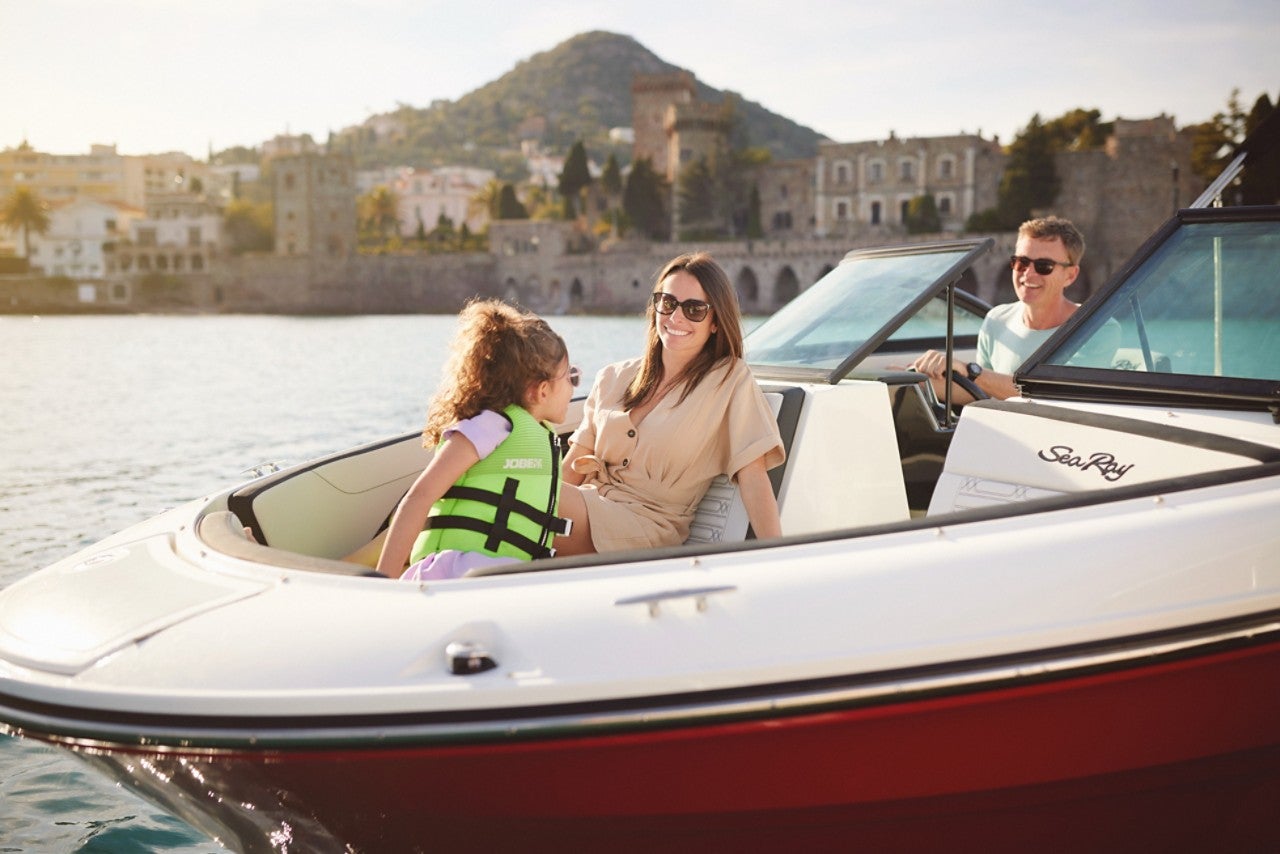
left=631, top=71, right=696, bottom=179
left=748, top=159, right=816, bottom=238
left=814, top=133, right=1005, bottom=238
left=1050, top=115, right=1200, bottom=291
left=272, top=152, right=356, bottom=258
left=111, top=192, right=225, bottom=276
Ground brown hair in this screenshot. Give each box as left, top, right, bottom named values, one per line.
left=622, top=252, right=744, bottom=410
left=422, top=298, right=567, bottom=446
left=1019, top=216, right=1086, bottom=265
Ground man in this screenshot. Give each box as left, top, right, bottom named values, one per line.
left=910, top=215, right=1087, bottom=402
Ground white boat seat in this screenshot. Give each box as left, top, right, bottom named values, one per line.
left=684, top=386, right=804, bottom=546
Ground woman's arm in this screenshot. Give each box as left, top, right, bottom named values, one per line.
left=375, top=435, right=480, bottom=577
left=735, top=455, right=782, bottom=540
left=561, top=440, right=589, bottom=486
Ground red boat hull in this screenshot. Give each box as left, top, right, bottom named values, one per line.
left=62, top=639, right=1280, bottom=852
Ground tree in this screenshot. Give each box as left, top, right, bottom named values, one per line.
left=746, top=185, right=763, bottom=239
left=676, top=156, right=718, bottom=238
left=1241, top=93, right=1280, bottom=206
left=622, top=157, right=667, bottom=240
left=1189, top=89, right=1248, bottom=183
left=558, top=140, right=592, bottom=218
left=601, top=153, right=623, bottom=197
left=495, top=183, right=529, bottom=220
left=1042, top=108, right=1113, bottom=151
left=967, top=114, right=1060, bottom=231
left=358, top=185, right=400, bottom=243
left=471, top=178, right=503, bottom=222
left=1, top=187, right=51, bottom=259
left=223, top=199, right=274, bottom=254
left=904, top=194, right=942, bottom=234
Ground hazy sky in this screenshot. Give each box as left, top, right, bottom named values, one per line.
left=3, top=0, right=1277, bottom=159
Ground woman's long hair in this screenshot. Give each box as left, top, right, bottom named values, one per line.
left=423, top=298, right=567, bottom=446
left=623, top=252, right=744, bottom=410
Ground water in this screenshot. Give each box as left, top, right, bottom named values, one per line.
left=0, top=313, right=647, bottom=852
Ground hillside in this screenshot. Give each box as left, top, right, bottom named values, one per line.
left=327, top=31, right=828, bottom=181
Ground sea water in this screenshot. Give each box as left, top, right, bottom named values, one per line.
left=0, top=313, right=646, bottom=852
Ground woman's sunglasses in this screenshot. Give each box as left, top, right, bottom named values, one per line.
left=560, top=365, right=581, bottom=387
left=652, top=292, right=711, bottom=323
left=1010, top=255, right=1074, bottom=275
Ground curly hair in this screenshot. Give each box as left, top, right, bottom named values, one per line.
left=623, top=252, right=744, bottom=410
left=422, top=298, right=567, bottom=446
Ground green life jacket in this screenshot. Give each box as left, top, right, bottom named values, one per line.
left=411, top=404, right=568, bottom=563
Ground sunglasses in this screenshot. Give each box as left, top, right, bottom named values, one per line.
left=560, top=365, right=581, bottom=388
left=652, top=292, right=712, bottom=323
left=1010, top=255, right=1074, bottom=275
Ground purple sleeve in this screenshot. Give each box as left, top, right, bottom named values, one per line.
left=443, top=409, right=512, bottom=459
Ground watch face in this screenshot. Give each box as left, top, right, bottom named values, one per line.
left=966, top=362, right=983, bottom=379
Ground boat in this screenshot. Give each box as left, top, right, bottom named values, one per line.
left=3, top=175, right=1280, bottom=849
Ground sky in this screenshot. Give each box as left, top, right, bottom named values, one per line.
left=2, top=0, right=1278, bottom=160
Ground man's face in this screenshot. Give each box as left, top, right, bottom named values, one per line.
left=1012, top=235, right=1079, bottom=310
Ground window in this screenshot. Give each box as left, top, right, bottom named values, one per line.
left=938, top=196, right=953, bottom=215
left=868, top=161, right=884, bottom=183
left=900, top=160, right=914, bottom=181
left=137, top=228, right=157, bottom=247
left=188, top=227, right=201, bottom=247
left=900, top=200, right=911, bottom=221
left=938, top=157, right=955, bottom=180
left=870, top=201, right=882, bottom=225
left=836, top=202, right=849, bottom=221
left=835, top=164, right=849, bottom=184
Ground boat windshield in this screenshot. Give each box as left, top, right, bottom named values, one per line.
left=1021, top=209, right=1280, bottom=411
left=746, top=240, right=992, bottom=382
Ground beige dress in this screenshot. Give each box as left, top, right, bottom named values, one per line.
left=569, top=357, right=785, bottom=551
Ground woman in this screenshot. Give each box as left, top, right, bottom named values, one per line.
left=554, top=252, right=784, bottom=555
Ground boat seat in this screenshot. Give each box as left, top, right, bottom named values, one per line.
left=683, top=385, right=804, bottom=545
left=228, top=433, right=430, bottom=560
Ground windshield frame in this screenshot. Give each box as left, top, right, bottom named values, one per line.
left=746, top=238, right=994, bottom=384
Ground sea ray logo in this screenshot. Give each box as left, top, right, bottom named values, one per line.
left=503, top=458, right=544, bottom=470
left=1037, top=445, right=1134, bottom=482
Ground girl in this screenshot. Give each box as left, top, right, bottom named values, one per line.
left=375, top=299, right=579, bottom=579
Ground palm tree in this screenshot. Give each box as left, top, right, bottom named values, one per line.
left=358, top=185, right=401, bottom=242
left=469, top=179, right=504, bottom=222
left=1, top=187, right=52, bottom=259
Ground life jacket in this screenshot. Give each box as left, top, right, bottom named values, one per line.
left=411, top=404, right=569, bottom=563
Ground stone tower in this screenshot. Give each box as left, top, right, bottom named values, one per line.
left=631, top=71, right=695, bottom=178
left=272, top=152, right=356, bottom=257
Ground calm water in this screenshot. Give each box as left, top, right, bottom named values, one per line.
left=0, top=313, right=647, bottom=852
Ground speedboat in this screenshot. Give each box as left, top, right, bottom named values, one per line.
left=3, top=206, right=1279, bottom=848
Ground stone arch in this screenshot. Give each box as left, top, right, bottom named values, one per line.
left=774, top=266, right=800, bottom=308
left=569, top=278, right=585, bottom=311
left=735, top=266, right=760, bottom=312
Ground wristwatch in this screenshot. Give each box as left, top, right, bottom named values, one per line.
left=965, top=362, right=983, bottom=381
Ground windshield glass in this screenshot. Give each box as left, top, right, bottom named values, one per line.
left=745, top=245, right=985, bottom=374
left=1042, top=219, right=1280, bottom=382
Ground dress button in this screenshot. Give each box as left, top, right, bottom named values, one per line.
left=627, top=429, right=636, bottom=438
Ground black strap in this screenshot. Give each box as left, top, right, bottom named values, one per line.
left=440, top=483, right=569, bottom=533
left=424, top=514, right=553, bottom=560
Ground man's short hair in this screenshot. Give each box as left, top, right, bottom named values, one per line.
left=1019, top=216, right=1085, bottom=265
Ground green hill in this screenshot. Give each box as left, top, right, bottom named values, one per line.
left=326, top=31, right=828, bottom=181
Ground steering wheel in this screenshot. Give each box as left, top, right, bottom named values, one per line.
left=948, top=369, right=989, bottom=401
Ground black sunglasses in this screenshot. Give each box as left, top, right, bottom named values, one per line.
left=1010, top=255, right=1074, bottom=275
left=652, top=292, right=711, bottom=323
